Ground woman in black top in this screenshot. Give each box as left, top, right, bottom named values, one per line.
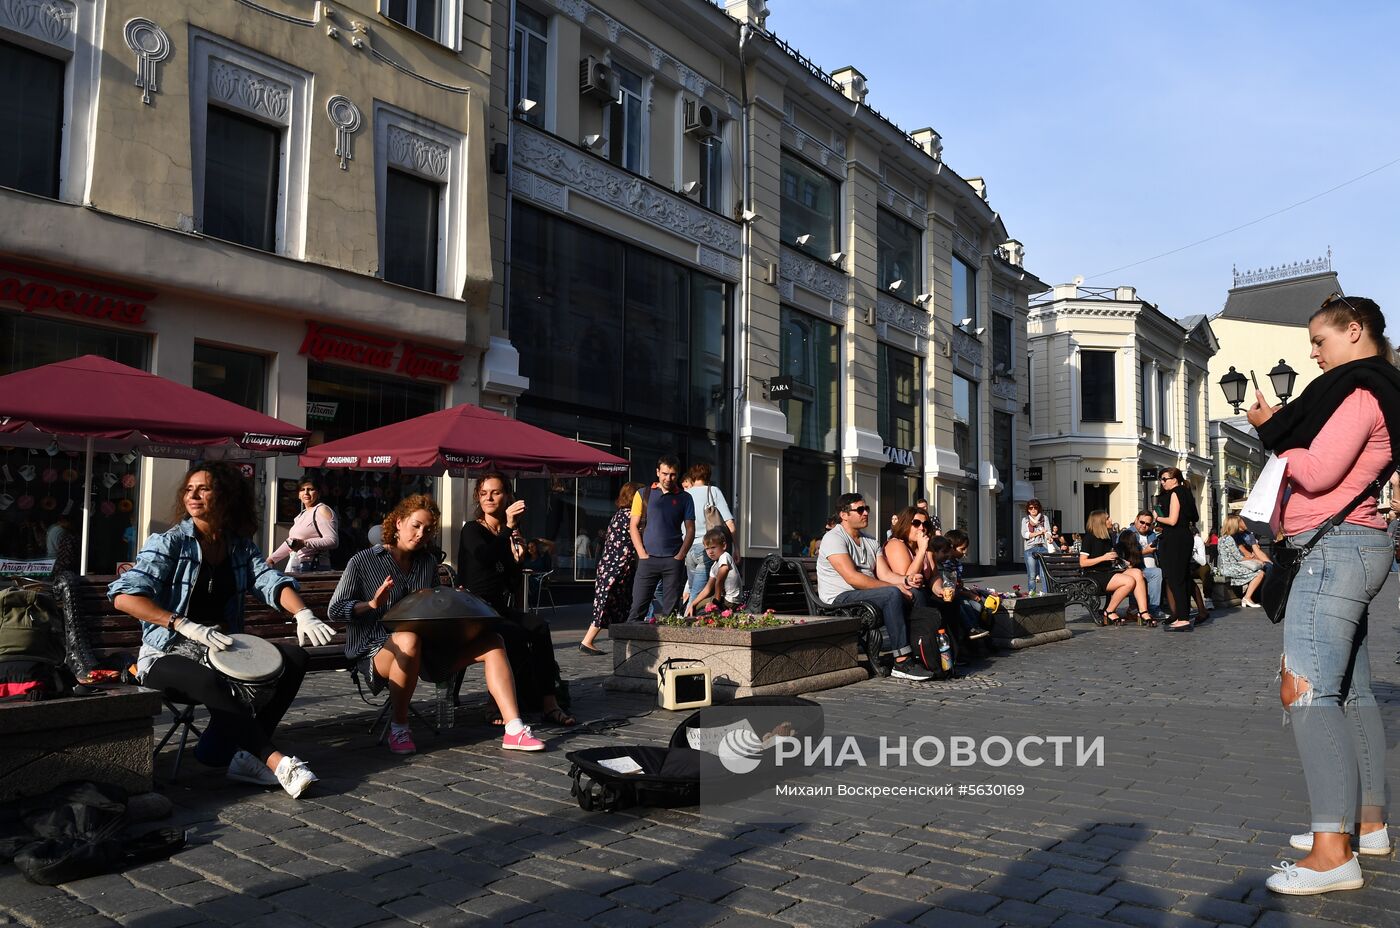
left=1078, top=509, right=1150, bottom=625
left=457, top=473, right=574, bottom=726
left=1155, top=466, right=1199, bottom=632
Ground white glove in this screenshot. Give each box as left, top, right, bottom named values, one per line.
left=174, top=616, right=233, bottom=651
left=294, top=608, right=335, bottom=647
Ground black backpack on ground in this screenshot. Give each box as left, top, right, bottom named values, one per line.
left=566, top=696, right=825, bottom=812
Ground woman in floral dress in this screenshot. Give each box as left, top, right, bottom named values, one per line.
left=579, top=482, right=644, bottom=655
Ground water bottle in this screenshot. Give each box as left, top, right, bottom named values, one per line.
left=936, top=628, right=953, bottom=675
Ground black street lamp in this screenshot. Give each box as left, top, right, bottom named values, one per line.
left=1219, top=366, right=1248, bottom=414
left=1268, top=359, right=1298, bottom=403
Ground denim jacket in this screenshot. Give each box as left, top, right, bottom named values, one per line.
left=107, top=519, right=297, bottom=661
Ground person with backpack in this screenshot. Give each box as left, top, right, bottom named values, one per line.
left=681, top=463, right=735, bottom=606
left=625, top=455, right=694, bottom=623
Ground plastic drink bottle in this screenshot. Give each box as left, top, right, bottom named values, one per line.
left=936, top=628, right=953, bottom=674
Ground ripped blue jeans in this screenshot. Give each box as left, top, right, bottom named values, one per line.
left=1280, top=524, right=1392, bottom=834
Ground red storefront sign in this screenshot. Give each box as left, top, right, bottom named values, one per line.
left=298, top=321, right=461, bottom=382
left=0, top=260, right=153, bottom=326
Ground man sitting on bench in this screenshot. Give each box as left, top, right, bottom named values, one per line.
left=816, top=493, right=933, bottom=681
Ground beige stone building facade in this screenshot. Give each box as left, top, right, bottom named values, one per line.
left=491, top=0, right=1044, bottom=577
left=1027, top=284, right=1216, bottom=533
left=1, top=0, right=497, bottom=569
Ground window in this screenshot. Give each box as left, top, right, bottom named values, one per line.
left=952, top=255, right=977, bottom=327
left=993, top=411, right=1014, bottom=564
left=513, top=5, right=548, bottom=127
left=385, top=0, right=441, bottom=41
left=1158, top=374, right=1172, bottom=440
left=698, top=136, right=724, bottom=212
left=1140, top=361, right=1152, bottom=431
left=609, top=65, right=644, bottom=173
left=203, top=107, right=280, bottom=252
left=781, top=152, right=839, bottom=262
left=1080, top=350, right=1116, bottom=421
left=1187, top=377, right=1198, bottom=448
left=878, top=344, right=921, bottom=455
left=779, top=307, right=840, bottom=454
left=384, top=169, right=441, bottom=292
left=991, top=313, right=1013, bottom=375
left=953, top=375, right=977, bottom=473
left=877, top=209, right=920, bottom=301
left=0, top=39, right=64, bottom=198
left=193, top=344, right=266, bottom=411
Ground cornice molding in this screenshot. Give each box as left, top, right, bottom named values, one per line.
left=779, top=247, right=847, bottom=303
left=1, top=0, right=75, bottom=50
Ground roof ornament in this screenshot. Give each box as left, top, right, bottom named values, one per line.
left=1232, top=249, right=1332, bottom=288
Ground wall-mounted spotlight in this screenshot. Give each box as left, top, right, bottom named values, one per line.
left=680, top=181, right=702, bottom=195
left=582, top=133, right=606, bottom=151
left=795, top=233, right=813, bottom=246
left=958, top=317, right=973, bottom=328
left=914, top=293, right=932, bottom=306
left=740, top=208, right=760, bottom=222
left=828, top=251, right=845, bottom=266
left=514, top=98, right=537, bottom=117
left=887, top=279, right=904, bottom=293
left=973, top=326, right=986, bottom=337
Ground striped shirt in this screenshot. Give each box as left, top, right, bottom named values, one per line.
left=329, top=545, right=442, bottom=660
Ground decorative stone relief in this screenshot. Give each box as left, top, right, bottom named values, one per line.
left=556, top=0, right=587, bottom=22
left=1, top=0, right=76, bottom=50
left=513, top=123, right=740, bottom=257
left=209, top=59, right=291, bottom=122
left=387, top=125, right=449, bottom=178
left=875, top=293, right=929, bottom=338
left=991, top=377, right=1017, bottom=401
left=952, top=227, right=979, bottom=262
left=123, top=18, right=171, bottom=105
left=512, top=168, right=568, bottom=211
left=882, top=186, right=918, bottom=221
left=697, top=246, right=740, bottom=280
left=784, top=126, right=842, bottom=176
left=952, top=328, right=983, bottom=367
left=779, top=248, right=847, bottom=303
left=325, top=95, right=362, bottom=170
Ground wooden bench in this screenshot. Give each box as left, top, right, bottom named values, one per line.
left=1038, top=552, right=1106, bottom=616
left=747, top=554, right=888, bottom=676
left=58, top=571, right=347, bottom=678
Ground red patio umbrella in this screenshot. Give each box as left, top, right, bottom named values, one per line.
left=298, top=403, right=629, bottom=477
left=0, top=355, right=310, bottom=572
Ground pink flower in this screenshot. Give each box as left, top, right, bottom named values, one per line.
left=705, top=603, right=718, bottom=613
left=721, top=609, right=733, bottom=618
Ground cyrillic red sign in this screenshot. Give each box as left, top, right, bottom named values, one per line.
left=0, top=260, right=153, bottom=326
left=299, top=321, right=461, bottom=382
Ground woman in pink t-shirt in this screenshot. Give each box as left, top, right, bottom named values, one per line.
left=1249, top=294, right=1400, bottom=895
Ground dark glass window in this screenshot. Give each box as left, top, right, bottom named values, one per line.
left=385, top=0, right=440, bottom=40
left=513, top=5, right=548, bottom=127
left=384, top=169, right=440, bottom=292
left=779, top=307, right=839, bottom=454
left=991, top=312, right=1013, bottom=374
left=623, top=250, right=688, bottom=423
left=877, top=209, right=920, bottom=301
left=781, top=152, right=839, bottom=261
left=0, top=39, right=65, bottom=198
left=1081, top=350, right=1116, bottom=421
left=782, top=448, right=839, bottom=556
left=193, top=344, right=266, bottom=412
left=952, top=255, right=976, bottom=327
left=877, top=343, right=921, bottom=455
left=993, top=411, right=1014, bottom=564
left=609, top=65, right=644, bottom=173
left=204, top=107, right=279, bottom=252
left=698, top=136, right=723, bottom=212
left=953, top=374, right=977, bottom=473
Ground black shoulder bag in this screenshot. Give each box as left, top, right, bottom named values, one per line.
left=1260, top=463, right=1394, bottom=624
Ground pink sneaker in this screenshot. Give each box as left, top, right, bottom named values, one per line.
left=387, top=727, right=416, bottom=755
left=501, top=726, right=545, bottom=752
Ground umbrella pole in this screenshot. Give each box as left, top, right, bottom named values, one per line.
left=79, top=438, right=94, bottom=575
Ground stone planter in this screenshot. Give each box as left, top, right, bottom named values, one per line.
left=990, top=593, right=1072, bottom=650
left=607, top=615, right=867, bottom=701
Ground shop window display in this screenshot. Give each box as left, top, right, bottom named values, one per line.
left=0, top=446, right=140, bottom=573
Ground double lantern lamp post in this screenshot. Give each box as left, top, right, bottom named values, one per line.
left=1218, top=360, right=1298, bottom=414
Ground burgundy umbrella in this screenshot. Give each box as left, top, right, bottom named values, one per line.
left=299, top=403, right=629, bottom=477
left=0, top=355, right=310, bottom=572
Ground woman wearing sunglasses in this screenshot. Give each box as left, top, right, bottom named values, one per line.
left=1249, top=293, right=1400, bottom=895
left=1020, top=498, right=1054, bottom=594
left=882, top=506, right=935, bottom=604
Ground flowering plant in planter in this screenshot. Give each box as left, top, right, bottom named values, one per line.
left=649, top=603, right=789, bottom=629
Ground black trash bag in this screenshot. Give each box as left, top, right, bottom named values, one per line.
left=0, top=781, right=185, bottom=885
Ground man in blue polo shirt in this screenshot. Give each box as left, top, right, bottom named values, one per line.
left=625, top=454, right=695, bottom=622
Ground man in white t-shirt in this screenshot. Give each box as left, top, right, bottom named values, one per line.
left=816, top=492, right=933, bottom=681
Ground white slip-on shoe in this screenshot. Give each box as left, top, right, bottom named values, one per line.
left=226, top=750, right=278, bottom=787
left=1290, top=828, right=1392, bottom=856
left=274, top=755, right=318, bottom=799
left=1266, top=855, right=1364, bottom=895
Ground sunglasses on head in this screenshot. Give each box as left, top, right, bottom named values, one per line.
left=846, top=505, right=870, bottom=515
left=1322, top=291, right=1359, bottom=315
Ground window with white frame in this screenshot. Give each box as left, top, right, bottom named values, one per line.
left=608, top=64, right=645, bottom=174
left=698, top=135, right=723, bottom=212
left=374, top=104, right=467, bottom=298
left=877, top=208, right=920, bottom=301
left=1186, top=376, right=1198, bottom=448
left=1140, top=361, right=1152, bottom=431
left=0, top=6, right=102, bottom=203
left=512, top=4, right=548, bottom=128
left=381, top=0, right=462, bottom=48
left=1157, top=374, right=1172, bottom=440
left=190, top=33, right=310, bottom=258
left=781, top=151, right=839, bottom=261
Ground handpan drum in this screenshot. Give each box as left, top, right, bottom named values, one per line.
left=382, top=588, right=500, bottom=684
left=205, top=633, right=285, bottom=712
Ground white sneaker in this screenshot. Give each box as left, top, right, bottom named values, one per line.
left=1267, top=855, right=1364, bottom=895
left=1290, top=828, right=1392, bottom=856
left=226, top=750, right=278, bottom=787
left=274, top=755, right=318, bottom=799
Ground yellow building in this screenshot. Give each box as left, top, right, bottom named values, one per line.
left=1, top=0, right=497, bottom=569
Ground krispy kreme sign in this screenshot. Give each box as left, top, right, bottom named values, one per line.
left=299, top=321, right=462, bottom=382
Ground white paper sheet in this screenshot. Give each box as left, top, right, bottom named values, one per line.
left=1241, top=453, right=1288, bottom=534
left=685, top=720, right=758, bottom=755
left=596, top=756, right=645, bottom=775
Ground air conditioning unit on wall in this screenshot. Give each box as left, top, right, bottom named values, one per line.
left=579, top=56, right=617, bottom=102
left=684, top=100, right=718, bottom=139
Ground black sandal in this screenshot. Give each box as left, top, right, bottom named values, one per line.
left=1138, top=611, right=1157, bottom=628
left=1100, top=610, right=1122, bottom=626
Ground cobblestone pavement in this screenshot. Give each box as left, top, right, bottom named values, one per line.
left=4, top=574, right=1399, bottom=928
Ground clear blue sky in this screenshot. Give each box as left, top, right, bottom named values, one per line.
left=768, top=0, right=1400, bottom=335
